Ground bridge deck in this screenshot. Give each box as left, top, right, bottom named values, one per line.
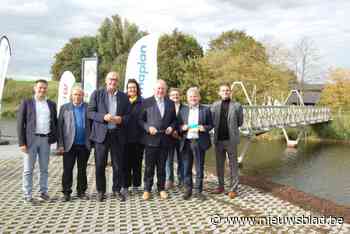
left=0, top=146, right=349, bottom=233
left=241, top=105, right=331, bottom=135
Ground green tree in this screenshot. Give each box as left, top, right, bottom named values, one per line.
left=157, top=29, right=203, bottom=88
left=51, top=14, right=146, bottom=85
left=51, top=36, right=97, bottom=81
left=96, top=14, right=147, bottom=86
left=179, top=57, right=218, bottom=104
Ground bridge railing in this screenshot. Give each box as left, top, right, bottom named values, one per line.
left=240, top=105, right=332, bottom=134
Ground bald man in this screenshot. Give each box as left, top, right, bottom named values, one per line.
left=139, top=80, right=177, bottom=200
left=88, top=71, right=131, bottom=202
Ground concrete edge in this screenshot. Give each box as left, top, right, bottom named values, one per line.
left=240, top=175, right=350, bottom=223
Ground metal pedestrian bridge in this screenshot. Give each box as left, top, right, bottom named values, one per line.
left=240, top=105, right=331, bottom=136
left=231, top=81, right=332, bottom=164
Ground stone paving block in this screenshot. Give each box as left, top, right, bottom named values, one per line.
left=0, top=154, right=349, bottom=233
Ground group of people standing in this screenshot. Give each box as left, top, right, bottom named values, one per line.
left=17, top=71, right=243, bottom=203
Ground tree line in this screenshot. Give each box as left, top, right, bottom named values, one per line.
left=53, top=14, right=336, bottom=105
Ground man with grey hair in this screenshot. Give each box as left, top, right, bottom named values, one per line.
left=58, top=86, right=91, bottom=202
left=139, top=79, right=177, bottom=200
left=178, top=87, right=213, bottom=201
left=211, top=83, right=243, bottom=199
left=88, top=71, right=131, bottom=202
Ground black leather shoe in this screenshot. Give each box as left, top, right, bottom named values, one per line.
left=183, top=191, right=192, bottom=200
left=39, top=193, right=50, bottom=201
left=97, top=192, right=105, bottom=202
left=63, top=194, right=71, bottom=202
left=77, top=193, right=89, bottom=200
left=194, top=193, right=206, bottom=201
left=117, top=192, right=126, bottom=202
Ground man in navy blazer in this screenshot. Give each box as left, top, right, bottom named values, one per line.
left=178, top=87, right=213, bottom=201
left=139, top=79, right=177, bottom=200
left=17, top=79, right=57, bottom=203
left=88, top=71, right=131, bottom=202
left=58, top=86, right=91, bottom=201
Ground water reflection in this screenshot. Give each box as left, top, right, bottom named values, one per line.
left=206, top=138, right=350, bottom=206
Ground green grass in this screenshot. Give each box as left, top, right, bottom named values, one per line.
left=310, top=113, right=350, bottom=141
left=1, top=79, right=59, bottom=118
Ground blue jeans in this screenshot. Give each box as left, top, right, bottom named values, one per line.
left=182, top=140, right=205, bottom=193
left=165, top=144, right=184, bottom=184
left=23, top=135, right=50, bottom=198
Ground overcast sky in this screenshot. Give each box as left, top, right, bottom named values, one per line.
left=1, top=0, right=349, bottom=80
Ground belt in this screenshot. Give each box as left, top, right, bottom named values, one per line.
left=35, top=133, right=49, bottom=137
left=107, top=128, right=119, bottom=133
left=186, top=138, right=199, bottom=143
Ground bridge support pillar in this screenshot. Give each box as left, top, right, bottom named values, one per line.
left=282, top=128, right=304, bottom=148
left=238, top=136, right=253, bottom=167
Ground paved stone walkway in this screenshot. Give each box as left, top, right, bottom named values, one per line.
left=0, top=147, right=349, bottom=233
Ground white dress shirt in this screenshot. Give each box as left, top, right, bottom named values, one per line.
left=35, top=97, right=50, bottom=134
left=175, top=103, right=180, bottom=115
left=187, top=105, right=199, bottom=139
left=108, top=90, right=118, bottom=129
left=156, top=97, right=165, bottom=118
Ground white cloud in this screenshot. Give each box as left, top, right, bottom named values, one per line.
left=1, top=0, right=349, bottom=79
left=0, top=0, right=48, bottom=16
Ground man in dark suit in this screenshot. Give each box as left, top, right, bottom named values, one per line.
left=178, top=87, right=213, bottom=201
left=88, top=71, right=131, bottom=202
left=17, top=79, right=57, bottom=203
left=211, top=84, right=243, bottom=199
left=58, top=86, right=91, bottom=201
left=139, top=79, right=177, bottom=200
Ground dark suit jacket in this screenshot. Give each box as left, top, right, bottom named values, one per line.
left=88, top=88, right=131, bottom=144
left=58, top=102, right=91, bottom=152
left=178, top=104, right=214, bottom=152
left=138, top=96, right=177, bottom=148
left=211, top=100, right=243, bottom=145
left=127, top=96, right=144, bottom=144
left=17, top=98, right=58, bottom=147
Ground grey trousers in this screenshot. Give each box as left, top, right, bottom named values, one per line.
left=215, top=140, right=239, bottom=192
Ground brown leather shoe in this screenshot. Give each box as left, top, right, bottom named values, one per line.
left=143, top=192, right=151, bottom=201
left=228, top=191, right=237, bottom=199
left=159, top=191, right=168, bottom=200
left=212, top=187, right=225, bottom=194
left=165, top=181, right=174, bottom=190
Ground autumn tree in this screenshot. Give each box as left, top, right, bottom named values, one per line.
left=202, top=30, right=295, bottom=104
left=319, top=68, right=350, bottom=111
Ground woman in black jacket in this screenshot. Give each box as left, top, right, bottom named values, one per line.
left=125, top=79, right=144, bottom=192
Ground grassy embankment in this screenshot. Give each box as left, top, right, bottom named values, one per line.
left=1, top=79, right=58, bottom=119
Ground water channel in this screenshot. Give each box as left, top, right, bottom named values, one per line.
left=1, top=119, right=349, bottom=206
